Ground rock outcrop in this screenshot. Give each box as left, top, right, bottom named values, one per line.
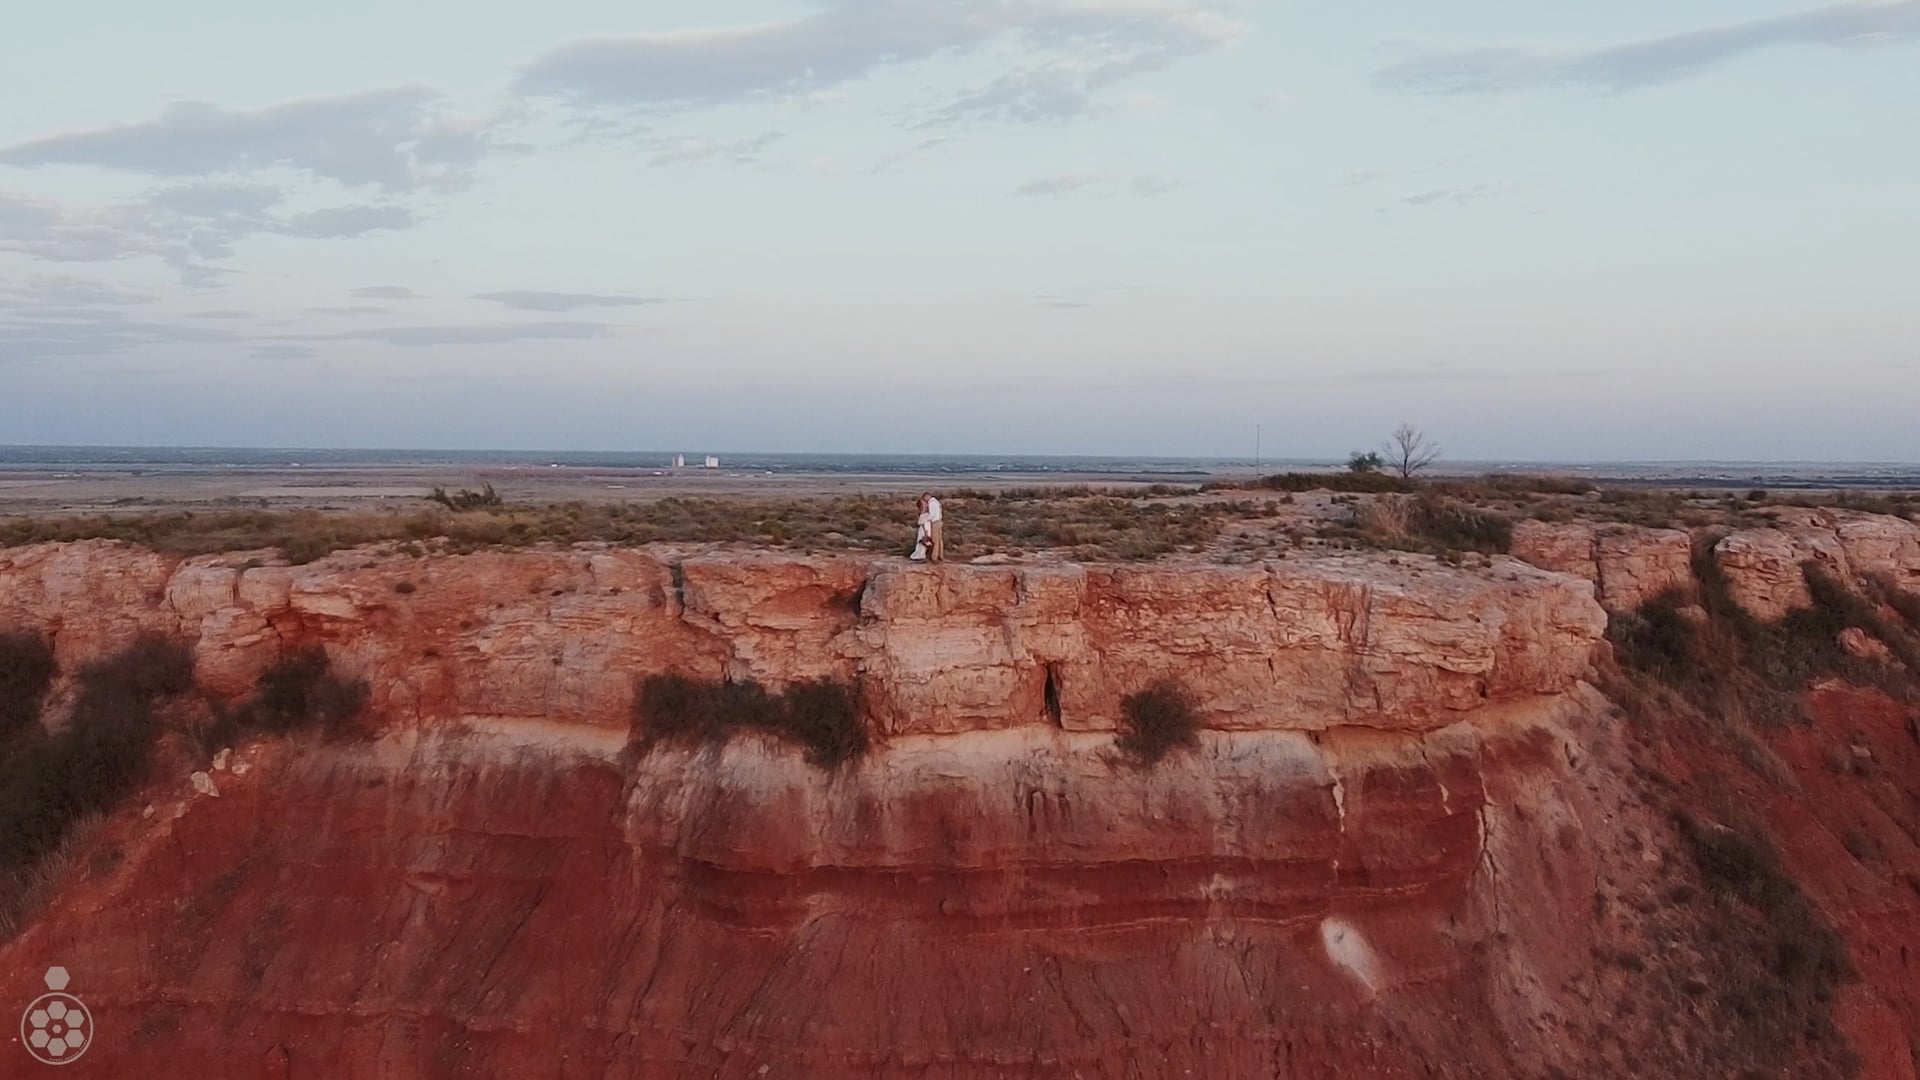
left=1511, top=521, right=1693, bottom=613
left=1513, top=509, right=1920, bottom=623
left=1713, top=510, right=1920, bottom=621
left=0, top=541, right=1606, bottom=737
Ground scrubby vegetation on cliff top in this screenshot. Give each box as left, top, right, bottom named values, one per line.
left=0, top=472, right=1912, bottom=569
left=629, top=672, right=867, bottom=769
left=0, top=490, right=1235, bottom=564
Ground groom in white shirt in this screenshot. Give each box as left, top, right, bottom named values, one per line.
left=921, top=492, right=944, bottom=562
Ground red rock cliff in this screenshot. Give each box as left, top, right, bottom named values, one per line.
left=0, top=541, right=1910, bottom=1078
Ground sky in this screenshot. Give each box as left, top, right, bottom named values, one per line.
left=1, top=0, right=1916, bottom=461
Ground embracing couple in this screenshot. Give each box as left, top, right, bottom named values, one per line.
left=909, top=492, right=944, bottom=563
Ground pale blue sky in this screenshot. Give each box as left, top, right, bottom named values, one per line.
left=1, top=1, right=1915, bottom=460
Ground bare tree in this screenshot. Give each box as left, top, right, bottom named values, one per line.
left=1384, top=423, right=1440, bottom=479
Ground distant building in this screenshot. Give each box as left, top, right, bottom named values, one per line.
left=704, top=455, right=720, bottom=469
left=672, top=454, right=685, bottom=468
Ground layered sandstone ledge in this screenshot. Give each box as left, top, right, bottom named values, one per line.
left=1513, top=508, right=1920, bottom=617
left=0, top=540, right=1606, bottom=738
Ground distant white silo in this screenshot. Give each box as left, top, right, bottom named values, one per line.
left=672, top=454, right=685, bottom=468
left=704, top=455, right=720, bottom=469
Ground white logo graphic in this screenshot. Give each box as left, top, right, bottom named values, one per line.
left=20, top=967, right=91, bottom=1065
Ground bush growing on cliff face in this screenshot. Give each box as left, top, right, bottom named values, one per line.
left=187, top=647, right=371, bottom=757
left=1674, top=813, right=1855, bottom=1070
left=1866, top=575, right=1920, bottom=636
left=1608, top=543, right=1919, bottom=738
left=0, top=636, right=192, bottom=882
left=0, top=632, right=56, bottom=742
left=631, top=673, right=867, bottom=768
left=239, top=648, right=371, bottom=741
left=778, top=679, right=868, bottom=768
left=1115, top=679, right=1200, bottom=765
left=1607, top=596, right=1699, bottom=685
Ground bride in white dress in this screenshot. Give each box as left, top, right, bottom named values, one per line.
left=909, top=495, right=932, bottom=561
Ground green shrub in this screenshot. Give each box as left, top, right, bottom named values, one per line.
left=1115, top=679, right=1200, bottom=765
left=0, top=632, right=56, bottom=742
left=631, top=672, right=866, bottom=768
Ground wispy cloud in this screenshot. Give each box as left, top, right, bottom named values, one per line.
left=1130, top=174, right=1183, bottom=197
left=1254, top=89, right=1297, bottom=111
left=0, top=310, right=242, bottom=362
left=518, top=1, right=1247, bottom=127
left=252, top=344, right=318, bottom=360
left=1014, top=172, right=1106, bottom=198
left=1014, top=171, right=1183, bottom=198
left=871, top=136, right=953, bottom=174
left=1069, top=365, right=1617, bottom=394
left=328, top=321, right=615, bottom=346
left=474, top=290, right=668, bottom=312
left=187, top=309, right=253, bottom=320
left=351, top=285, right=424, bottom=300
left=645, top=131, right=784, bottom=168
left=1401, top=183, right=1499, bottom=207
left=304, top=305, right=390, bottom=316
left=1378, top=0, right=1920, bottom=95
left=0, top=184, right=416, bottom=279
left=280, top=204, right=415, bottom=238
left=0, top=87, right=494, bottom=191
left=0, top=274, right=155, bottom=309
left=1035, top=293, right=1092, bottom=309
